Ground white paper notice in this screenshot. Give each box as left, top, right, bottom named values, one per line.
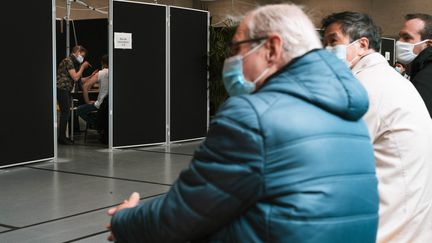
left=114, top=32, right=132, bottom=49
left=385, top=52, right=390, bottom=61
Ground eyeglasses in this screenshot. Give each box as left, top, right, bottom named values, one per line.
left=228, top=36, right=268, bottom=56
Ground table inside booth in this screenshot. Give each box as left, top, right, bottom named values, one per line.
left=71, top=89, right=100, bottom=105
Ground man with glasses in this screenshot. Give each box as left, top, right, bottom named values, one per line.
left=106, top=4, right=379, bottom=242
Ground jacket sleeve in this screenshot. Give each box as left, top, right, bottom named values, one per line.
left=111, top=97, right=265, bottom=243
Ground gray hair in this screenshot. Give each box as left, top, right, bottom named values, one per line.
left=246, top=4, right=322, bottom=62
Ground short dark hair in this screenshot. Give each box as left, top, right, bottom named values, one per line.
left=405, top=13, right=432, bottom=40
left=101, top=54, right=108, bottom=67
left=321, top=11, right=382, bottom=52
left=71, top=45, right=87, bottom=54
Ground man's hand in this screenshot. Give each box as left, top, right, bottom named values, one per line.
left=107, top=192, right=141, bottom=242
left=87, top=100, right=96, bottom=105
left=82, top=61, right=91, bottom=69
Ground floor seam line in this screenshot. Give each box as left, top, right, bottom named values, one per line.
left=24, top=166, right=173, bottom=187
left=0, top=193, right=165, bottom=234
left=0, top=223, right=19, bottom=230
left=127, top=148, right=194, bottom=157
left=62, top=229, right=110, bottom=243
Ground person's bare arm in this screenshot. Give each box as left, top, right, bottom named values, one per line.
left=82, top=72, right=99, bottom=104
left=82, top=69, right=99, bottom=84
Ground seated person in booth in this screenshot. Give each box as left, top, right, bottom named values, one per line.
left=56, top=45, right=91, bottom=145
left=322, top=12, right=432, bottom=243
left=76, top=54, right=109, bottom=127
left=106, top=4, right=379, bottom=243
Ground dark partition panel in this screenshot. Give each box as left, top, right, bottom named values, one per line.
left=113, top=1, right=166, bottom=147
left=170, top=7, right=208, bottom=141
left=0, top=1, right=54, bottom=167
left=56, top=20, right=66, bottom=63
left=380, top=37, right=395, bottom=66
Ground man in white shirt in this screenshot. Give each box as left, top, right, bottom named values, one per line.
left=77, top=54, right=109, bottom=126
left=322, top=11, right=432, bottom=243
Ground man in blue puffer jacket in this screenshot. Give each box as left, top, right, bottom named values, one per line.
left=108, top=4, right=379, bottom=243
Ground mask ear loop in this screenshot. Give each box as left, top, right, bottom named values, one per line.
left=252, top=40, right=272, bottom=83
left=347, top=39, right=360, bottom=47
left=242, top=39, right=270, bottom=84
left=346, top=39, right=363, bottom=68
left=252, top=67, right=270, bottom=83
left=415, top=39, right=431, bottom=46
left=243, top=39, right=268, bottom=59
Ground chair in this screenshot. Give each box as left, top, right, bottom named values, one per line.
left=68, top=99, right=80, bottom=141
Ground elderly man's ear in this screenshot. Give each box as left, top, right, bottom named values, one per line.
left=358, top=37, right=370, bottom=55
left=265, top=34, right=284, bottom=64
left=359, top=37, right=369, bottom=48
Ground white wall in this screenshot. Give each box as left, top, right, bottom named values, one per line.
left=371, top=0, right=432, bottom=37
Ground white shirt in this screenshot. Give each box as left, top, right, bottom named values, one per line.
left=352, top=52, right=432, bottom=243
left=94, top=68, right=108, bottom=109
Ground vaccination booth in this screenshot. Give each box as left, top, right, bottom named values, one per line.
left=57, top=0, right=209, bottom=149
left=56, top=17, right=108, bottom=138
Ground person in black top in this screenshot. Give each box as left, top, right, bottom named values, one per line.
left=56, top=45, right=91, bottom=145
left=397, top=14, right=432, bottom=117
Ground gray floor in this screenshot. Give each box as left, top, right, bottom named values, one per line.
left=0, top=138, right=200, bottom=242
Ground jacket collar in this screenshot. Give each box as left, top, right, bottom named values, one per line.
left=351, top=52, right=387, bottom=76
left=410, top=46, right=432, bottom=79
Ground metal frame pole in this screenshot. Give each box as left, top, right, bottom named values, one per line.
left=72, top=0, right=108, bottom=15
left=207, top=11, right=210, bottom=132
left=53, top=0, right=58, bottom=161
left=66, top=0, right=71, bottom=57
left=166, top=6, right=171, bottom=150
left=109, top=0, right=114, bottom=149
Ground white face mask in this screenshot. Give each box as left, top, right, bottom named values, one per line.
left=76, top=55, right=84, bottom=64
left=396, top=39, right=430, bottom=65
left=326, top=39, right=360, bottom=68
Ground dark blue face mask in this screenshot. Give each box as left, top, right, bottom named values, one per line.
left=222, top=41, right=269, bottom=96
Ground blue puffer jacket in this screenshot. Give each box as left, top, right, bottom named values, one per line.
left=111, top=49, right=379, bottom=243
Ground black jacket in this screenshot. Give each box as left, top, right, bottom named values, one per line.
left=410, top=46, right=432, bottom=117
